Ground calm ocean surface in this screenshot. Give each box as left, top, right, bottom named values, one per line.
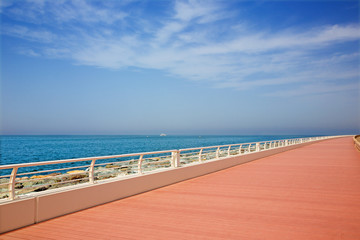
left=0, top=135, right=316, bottom=167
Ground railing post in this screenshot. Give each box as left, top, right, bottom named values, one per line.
left=199, top=148, right=203, bottom=162
left=171, top=151, right=175, bottom=167
left=138, top=155, right=144, bottom=175
left=227, top=146, right=231, bottom=157
left=256, top=143, right=260, bottom=152
left=216, top=147, right=220, bottom=159
left=9, top=167, right=18, bottom=200
left=89, top=159, right=96, bottom=183
left=248, top=144, right=251, bottom=153
left=176, top=151, right=180, bottom=167
left=238, top=144, right=242, bottom=154
left=172, top=151, right=180, bottom=167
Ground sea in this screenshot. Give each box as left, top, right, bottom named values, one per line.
left=0, top=135, right=317, bottom=175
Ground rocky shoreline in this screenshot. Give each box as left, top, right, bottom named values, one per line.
left=0, top=158, right=173, bottom=199
left=0, top=151, right=221, bottom=199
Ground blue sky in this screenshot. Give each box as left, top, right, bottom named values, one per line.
left=0, top=0, right=359, bottom=135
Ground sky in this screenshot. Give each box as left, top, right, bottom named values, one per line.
left=0, top=0, right=359, bottom=135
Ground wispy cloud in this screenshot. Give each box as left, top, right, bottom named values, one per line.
left=1, top=24, right=55, bottom=42
left=50, top=0, right=127, bottom=24
left=174, top=0, right=223, bottom=23
left=18, top=49, right=40, bottom=57
left=3, top=0, right=127, bottom=24
left=1, top=0, right=359, bottom=97
left=0, top=0, right=14, bottom=13
left=266, top=82, right=359, bottom=97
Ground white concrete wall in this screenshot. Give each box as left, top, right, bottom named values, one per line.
left=0, top=198, right=35, bottom=233
left=0, top=140, right=322, bottom=233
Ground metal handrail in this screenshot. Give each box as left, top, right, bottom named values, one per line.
left=0, top=136, right=335, bottom=200
left=0, top=149, right=177, bottom=170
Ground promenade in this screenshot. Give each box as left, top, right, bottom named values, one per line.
left=1, top=136, right=359, bottom=239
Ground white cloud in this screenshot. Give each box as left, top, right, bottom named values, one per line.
left=50, top=0, right=127, bottom=24
left=266, top=82, right=359, bottom=97
left=19, top=49, right=40, bottom=57
left=154, top=21, right=187, bottom=45
left=174, top=0, right=217, bottom=22
left=2, top=0, right=127, bottom=24
left=1, top=0, right=359, bottom=97
left=1, top=24, right=55, bottom=42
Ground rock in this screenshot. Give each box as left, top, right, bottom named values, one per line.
left=26, top=173, right=60, bottom=181
left=67, top=170, right=86, bottom=180
left=67, top=170, right=85, bottom=174
left=0, top=193, right=9, bottom=199
left=120, top=166, right=129, bottom=171
left=33, top=185, right=51, bottom=192
left=15, top=182, right=24, bottom=189
left=48, top=172, right=61, bottom=177
left=30, top=175, right=49, bottom=179
left=23, top=179, right=46, bottom=187
left=98, top=175, right=112, bottom=180
left=105, top=164, right=117, bottom=168
left=0, top=178, right=9, bottom=184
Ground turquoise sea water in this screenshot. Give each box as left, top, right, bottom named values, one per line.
left=1, top=135, right=316, bottom=166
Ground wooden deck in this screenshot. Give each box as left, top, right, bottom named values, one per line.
left=1, top=136, right=360, bottom=239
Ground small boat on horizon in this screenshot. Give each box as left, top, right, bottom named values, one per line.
left=160, top=133, right=167, bottom=136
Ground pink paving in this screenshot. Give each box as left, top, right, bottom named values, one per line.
left=1, top=137, right=360, bottom=240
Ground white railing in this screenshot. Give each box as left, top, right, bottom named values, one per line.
left=0, top=136, right=334, bottom=201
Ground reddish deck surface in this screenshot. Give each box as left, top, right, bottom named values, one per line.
left=1, top=137, right=360, bottom=240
